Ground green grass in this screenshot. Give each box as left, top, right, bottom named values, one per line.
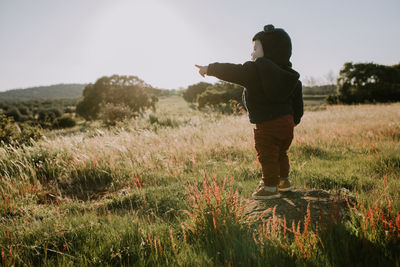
left=0, top=97, right=399, bottom=266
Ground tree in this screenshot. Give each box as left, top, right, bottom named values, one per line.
left=183, top=82, right=212, bottom=102
left=327, top=62, right=400, bottom=104
left=76, top=75, right=158, bottom=120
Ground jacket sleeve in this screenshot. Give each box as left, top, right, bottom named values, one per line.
left=206, top=61, right=255, bottom=87
left=292, top=81, right=304, bottom=125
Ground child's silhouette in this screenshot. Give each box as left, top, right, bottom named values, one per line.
left=195, top=24, right=303, bottom=200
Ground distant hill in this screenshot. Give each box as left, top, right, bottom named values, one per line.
left=0, top=83, right=177, bottom=101
left=0, top=83, right=87, bottom=100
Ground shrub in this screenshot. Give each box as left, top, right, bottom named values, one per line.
left=148, top=114, right=180, bottom=128
left=326, top=94, right=339, bottom=104
left=18, top=106, right=30, bottom=115
left=5, top=108, right=22, bottom=122
left=52, top=115, right=77, bottom=129
left=51, top=108, right=63, bottom=117
left=197, top=81, right=243, bottom=109
left=18, top=114, right=31, bottom=122
left=99, top=102, right=135, bottom=126
left=0, top=114, right=42, bottom=146
left=208, top=100, right=246, bottom=115
left=183, top=82, right=212, bottom=102
left=37, top=108, right=62, bottom=123
left=0, top=115, right=20, bottom=145
left=64, top=106, right=75, bottom=113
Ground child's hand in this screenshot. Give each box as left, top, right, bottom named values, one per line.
left=195, top=64, right=208, bottom=77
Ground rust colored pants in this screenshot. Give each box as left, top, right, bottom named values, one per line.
left=253, top=114, right=294, bottom=186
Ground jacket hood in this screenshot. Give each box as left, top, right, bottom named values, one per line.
left=254, top=57, right=300, bottom=103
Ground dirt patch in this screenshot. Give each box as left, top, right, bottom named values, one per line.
left=244, top=188, right=355, bottom=227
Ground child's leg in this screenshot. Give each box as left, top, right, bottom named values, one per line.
left=279, top=138, right=293, bottom=179
left=278, top=115, right=294, bottom=180
left=254, top=129, right=280, bottom=187
left=254, top=114, right=294, bottom=187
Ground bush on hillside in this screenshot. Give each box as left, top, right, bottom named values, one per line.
left=0, top=99, right=80, bottom=129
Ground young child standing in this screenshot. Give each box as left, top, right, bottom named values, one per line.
left=195, top=24, right=303, bottom=200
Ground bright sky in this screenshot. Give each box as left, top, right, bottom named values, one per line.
left=0, top=0, right=399, bottom=91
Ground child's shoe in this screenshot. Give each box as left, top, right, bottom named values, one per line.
left=251, top=182, right=280, bottom=200
left=278, top=178, right=292, bottom=192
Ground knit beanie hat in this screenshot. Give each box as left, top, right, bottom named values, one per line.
left=252, top=24, right=292, bottom=67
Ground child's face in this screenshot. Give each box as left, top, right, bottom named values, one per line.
left=251, top=40, right=264, bottom=61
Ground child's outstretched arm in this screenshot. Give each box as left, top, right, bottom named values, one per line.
left=195, top=61, right=255, bottom=87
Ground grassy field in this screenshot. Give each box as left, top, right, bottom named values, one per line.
left=1, top=96, right=399, bottom=266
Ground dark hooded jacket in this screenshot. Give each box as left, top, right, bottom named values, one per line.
left=207, top=57, right=304, bottom=124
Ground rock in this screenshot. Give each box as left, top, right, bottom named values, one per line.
left=243, top=188, right=355, bottom=228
